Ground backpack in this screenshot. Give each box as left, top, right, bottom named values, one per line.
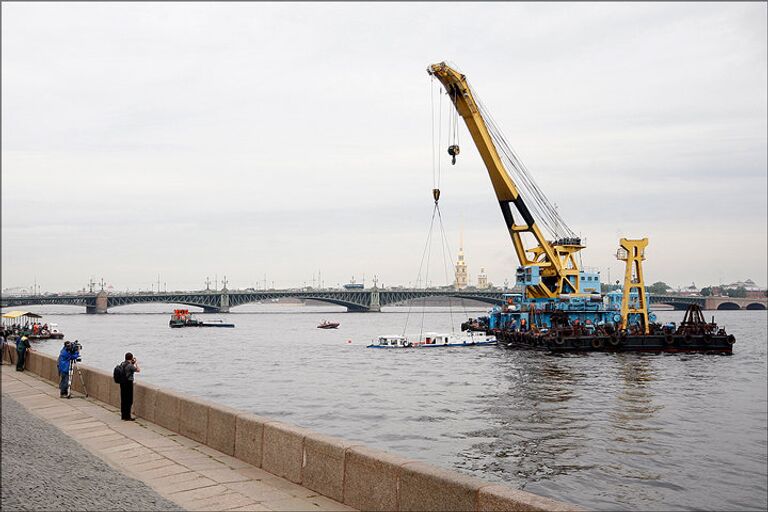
left=113, top=363, right=126, bottom=384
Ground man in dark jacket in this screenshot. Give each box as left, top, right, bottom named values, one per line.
left=15, top=336, right=31, bottom=371
left=119, top=353, right=140, bottom=420
left=57, top=341, right=80, bottom=397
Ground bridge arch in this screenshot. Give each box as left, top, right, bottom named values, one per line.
left=229, top=297, right=361, bottom=311
left=716, top=302, right=741, bottom=310
left=227, top=292, right=371, bottom=312
left=379, top=290, right=503, bottom=308
left=746, top=302, right=766, bottom=310
left=652, top=302, right=691, bottom=311
left=105, top=301, right=214, bottom=312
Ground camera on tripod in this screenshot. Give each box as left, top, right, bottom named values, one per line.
left=66, top=340, right=83, bottom=362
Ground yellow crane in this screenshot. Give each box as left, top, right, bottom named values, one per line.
left=428, top=62, right=584, bottom=299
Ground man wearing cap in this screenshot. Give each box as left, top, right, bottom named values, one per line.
left=57, top=341, right=80, bottom=397
left=15, top=335, right=31, bottom=371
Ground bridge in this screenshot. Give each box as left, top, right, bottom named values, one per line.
left=649, top=294, right=766, bottom=311
left=0, top=288, right=505, bottom=314
left=1, top=290, right=764, bottom=314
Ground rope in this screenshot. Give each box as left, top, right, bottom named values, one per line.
left=437, top=88, right=443, bottom=189
left=431, top=77, right=436, bottom=189
left=435, top=205, right=458, bottom=334
left=402, top=204, right=438, bottom=338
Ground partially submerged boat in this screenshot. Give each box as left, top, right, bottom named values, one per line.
left=368, top=335, right=412, bottom=349
left=417, top=331, right=497, bottom=347
left=169, top=309, right=235, bottom=328
left=367, top=331, right=497, bottom=349
left=317, top=320, right=340, bottom=329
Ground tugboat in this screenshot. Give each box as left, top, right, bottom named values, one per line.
left=317, top=320, right=340, bottom=329
left=169, top=309, right=235, bottom=328
left=427, top=61, right=734, bottom=354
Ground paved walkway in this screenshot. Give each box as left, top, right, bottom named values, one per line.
left=1, top=366, right=356, bottom=512
left=2, top=391, right=182, bottom=511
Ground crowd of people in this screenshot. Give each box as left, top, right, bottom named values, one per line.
left=2, top=322, right=51, bottom=339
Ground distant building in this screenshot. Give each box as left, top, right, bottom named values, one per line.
left=454, top=236, right=468, bottom=290
left=722, top=279, right=762, bottom=291
left=718, top=279, right=766, bottom=298
left=2, top=286, right=31, bottom=295
left=477, top=268, right=489, bottom=289
left=676, top=282, right=700, bottom=296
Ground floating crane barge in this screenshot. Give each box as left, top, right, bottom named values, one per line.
left=428, top=62, right=734, bottom=354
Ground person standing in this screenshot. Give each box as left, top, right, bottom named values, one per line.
left=57, top=341, right=80, bottom=397
left=15, top=336, right=30, bottom=371
left=119, top=353, right=140, bottom=421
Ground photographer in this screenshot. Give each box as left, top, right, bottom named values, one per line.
left=57, top=341, right=80, bottom=397
left=16, top=335, right=31, bottom=371
left=119, top=353, right=140, bottom=421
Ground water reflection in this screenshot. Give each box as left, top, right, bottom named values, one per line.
left=459, top=353, right=594, bottom=487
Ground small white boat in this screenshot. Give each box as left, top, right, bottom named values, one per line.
left=367, top=331, right=496, bottom=349
left=367, top=335, right=413, bottom=349
left=416, top=331, right=497, bottom=347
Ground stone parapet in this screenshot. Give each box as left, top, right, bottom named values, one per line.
left=1, top=348, right=583, bottom=511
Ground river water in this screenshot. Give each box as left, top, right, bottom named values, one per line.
left=12, top=304, right=767, bottom=511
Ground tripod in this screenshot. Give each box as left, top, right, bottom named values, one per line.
left=66, top=360, right=88, bottom=398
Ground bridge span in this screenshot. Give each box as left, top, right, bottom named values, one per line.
left=0, top=289, right=504, bottom=314
left=1, top=290, right=764, bottom=314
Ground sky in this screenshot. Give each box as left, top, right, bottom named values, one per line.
left=2, top=2, right=766, bottom=293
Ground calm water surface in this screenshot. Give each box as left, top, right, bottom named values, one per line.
left=17, top=304, right=768, bottom=511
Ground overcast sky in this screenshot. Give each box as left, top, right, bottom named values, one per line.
left=2, top=2, right=766, bottom=293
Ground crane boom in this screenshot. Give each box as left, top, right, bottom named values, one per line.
left=428, top=62, right=584, bottom=299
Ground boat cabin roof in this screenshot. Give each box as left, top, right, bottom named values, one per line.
left=2, top=311, right=43, bottom=320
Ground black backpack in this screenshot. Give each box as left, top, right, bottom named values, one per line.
left=113, top=363, right=125, bottom=384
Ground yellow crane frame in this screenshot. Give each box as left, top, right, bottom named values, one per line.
left=617, top=238, right=650, bottom=334
left=428, top=62, right=583, bottom=299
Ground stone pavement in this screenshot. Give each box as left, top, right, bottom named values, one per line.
left=1, top=366, right=357, bottom=512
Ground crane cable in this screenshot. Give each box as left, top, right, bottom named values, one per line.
left=468, top=83, right=577, bottom=241
left=403, top=83, right=468, bottom=340
left=401, top=203, right=437, bottom=339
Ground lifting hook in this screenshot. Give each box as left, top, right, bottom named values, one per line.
left=448, top=145, right=460, bottom=165
left=432, top=188, right=441, bottom=203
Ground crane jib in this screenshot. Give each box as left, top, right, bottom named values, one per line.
left=499, top=198, right=535, bottom=230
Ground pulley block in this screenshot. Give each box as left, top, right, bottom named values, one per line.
left=447, top=145, right=460, bottom=165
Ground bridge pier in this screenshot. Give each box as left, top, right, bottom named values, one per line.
left=369, top=288, right=381, bottom=312
left=219, top=292, right=230, bottom=313
left=86, top=292, right=109, bottom=314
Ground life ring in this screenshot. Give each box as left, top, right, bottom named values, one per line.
left=592, top=338, right=604, bottom=349
left=727, top=335, right=735, bottom=345
left=554, top=336, right=565, bottom=345
left=608, top=336, right=620, bottom=347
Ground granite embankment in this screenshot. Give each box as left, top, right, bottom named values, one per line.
left=1, top=346, right=580, bottom=511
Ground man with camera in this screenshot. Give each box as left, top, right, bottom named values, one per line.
left=57, top=340, right=81, bottom=397
left=118, top=353, right=140, bottom=421
left=15, top=335, right=31, bottom=371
